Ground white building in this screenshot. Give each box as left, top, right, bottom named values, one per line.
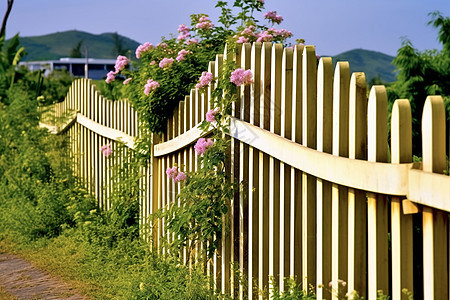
left=19, top=57, right=117, bottom=80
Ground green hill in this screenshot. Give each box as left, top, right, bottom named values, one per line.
left=11, top=31, right=397, bottom=83
left=12, top=30, right=140, bottom=61
left=332, top=49, right=397, bottom=83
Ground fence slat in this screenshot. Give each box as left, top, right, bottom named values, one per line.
left=248, top=42, right=261, bottom=300
left=390, top=99, right=413, bottom=300
left=258, top=42, right=272, bottom=298
left=367, top=85, right=389, bottom=299
left=316, top=56, right=333, bottom=300
left=302, top=45, right=317, bottom=289
left=421, top=95, right=448, bottom=300
left=331, top=62, right=350, bottom=298
left=347, top=72, right=367, bottom=298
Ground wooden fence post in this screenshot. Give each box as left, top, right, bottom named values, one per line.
left=302, top=45, right=317, bottom=290
left=421, top=95, right=448, bottom=300
left=347, top=72, right=367, bottom=298
left=367, top=85, right=389, bottom=299
left=316, top=56, right=333, bottom=299
left=390, top=99, right=413, bottom=300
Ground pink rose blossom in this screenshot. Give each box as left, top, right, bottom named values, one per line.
left=159, top=57, right=174, bottom=69
left=166, top=166, right=179, bottom=179
left=196, top=15, right=214, bottom=30
left=174, top=171, right=187, bottom=183
left=230, top=68, right=254, bottom=86
left=156, top=42, right=167, bottom=48
left=135, top=42, right=153, bottom=59
left=194, top=138, right=214, bottom=155
left=206, top=107, right=220, bottom=122
left=123, top=78, right=132, bottom=85
left=196, top=71, right=213, bottom=89
left=186, top=38, right=199, bottom=45
left=176, top=49, right=190, bottom=62
left=105, top=71, right=115, bottom=83
left=241, top=25, right=256, bottom=37
left=144, top=79, right=160, bottom=95
left=263, top=11, right=283, bottom=24
left=150, top=60, right=156, bottom=65
left=100, top=144, right=112, bottom=157
left=256, top=31, right=274, bottom=42
left=236, top=36, right=249, bottom=43
left=177, top=24, right=190, bottom=34
left=114, top=55, right=129, bottom=73
left=177, top=32, right=191, bottom=41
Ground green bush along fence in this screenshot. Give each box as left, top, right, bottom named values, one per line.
left=40, top=42, right=450, bottom=300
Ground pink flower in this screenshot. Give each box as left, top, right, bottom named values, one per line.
left=123, top=78, right=132, bottom=85
left=135, top=42, right=153, bottom=59
left=256, top=31, right=273, bottom=42
left=263, top=11, right=283, bottom=24
left=176, top=49, right=190, bottom=62
left=194, top=138, right=214, bottom=155
left=196, top=15, right=214, bottom=30
left=177, top=24, right=190, bottom=34
left=150, top=60, right=156, bottom=65
left=186, top=38, right=199, bottom=45
left=156, top=42, right=167, bottom=48
left=177, top=32, right=191, bottom=41
left=236, top=36, right=249, bottom=43
left=241, top=25, right=256, bottom=37
left=174, top=171, right=187, bottom=183
left=100, top=144, right=112, bottom=157
left=206, top=107, right=220, bottom=122
left=144, top=79, right=160, bottom=95
left=166, top=166, right=179, bottom=179
left=159, top=57, right=174, bottom=69
left=230, top=68, right=254, bottom=86
left=114, top=55, right=129, bottom=73
left=105, top=71, right=115, bottom=83
left=196, top=71, right=213, bottom=89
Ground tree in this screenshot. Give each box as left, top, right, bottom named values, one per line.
left=0, top=0, right=14, bottom=38
left=387, top=11, right=450, bottom=155
left=112, top=32, right=127, bottom=56
left=70, top=40, right=83, bottom=58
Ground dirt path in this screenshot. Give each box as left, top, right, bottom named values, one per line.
left=0, top=253, right=86, bottom=300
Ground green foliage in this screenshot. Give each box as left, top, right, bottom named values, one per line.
left=0, top=34, right=25, bottom=103
left=0, top=86, right=95, bottom=241
left=70, top=39, right=83, bottom=58
left=387, top=11, right=450, bottom=155
left=270, top=277, right=316, bottom=299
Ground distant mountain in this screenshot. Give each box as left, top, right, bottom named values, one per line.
left=11, top=30, right=140, bottom=61
left=11, top=31, right=397, bottom=83
left=332, top=49, right=397, bottom=83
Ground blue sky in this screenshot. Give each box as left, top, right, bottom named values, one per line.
left=2, top=0, right=450, bottom=56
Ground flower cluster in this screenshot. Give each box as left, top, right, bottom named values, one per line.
left=100, top=144, right=112, bottom=157
left=177, top=24, right=191, bottom=41
left=106, top=55, right=129, bottom=83
left=114, top=55, right=129, bottom=73
left=176, top=49, right=191, bottom=62
left=263, top=11, right=283, bottom=24
left=230, top=68, right=254, bottom=86
left=206, top=107, right=220, bottom=122
left=105, top=71, right=115, bottom=84
left=196, top=15, right=214, bottom=30
left=194, top=138, right=214, bottom=155
left=256, top=31, right=273, bottom=42
left=136, top=42, right=153, bottom=59
left=195, top=71, right=213, bottom=89
left=144, top=79, right=160, bottom=95
left=166, top=166, right=188, bottom=183
left=159, top=57, right=174, bottom=69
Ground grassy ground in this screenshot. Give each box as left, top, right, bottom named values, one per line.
left=0, top=286, right=16, bottom=300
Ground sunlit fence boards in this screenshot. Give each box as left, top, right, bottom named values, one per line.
left=40, top=41, right=450, bottom=299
